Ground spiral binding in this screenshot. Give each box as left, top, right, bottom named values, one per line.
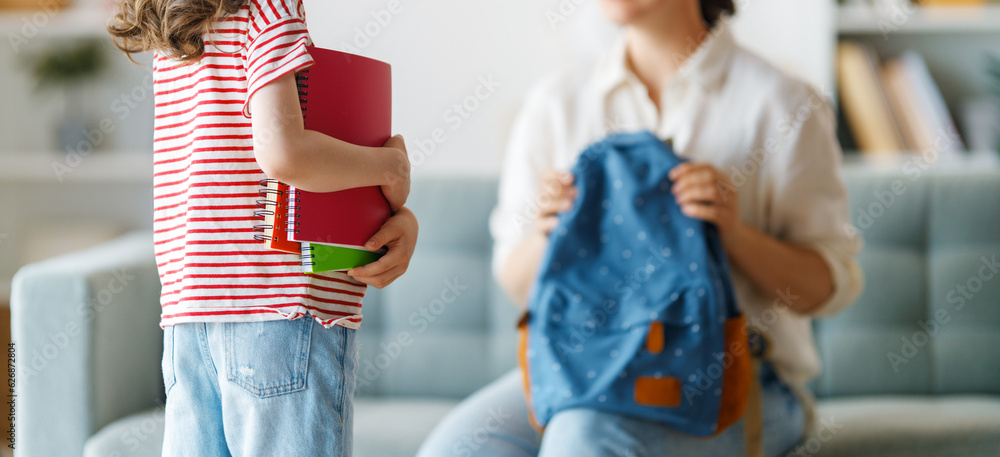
left=253, top=69, right=308, bottom=245
left=301, top=243, right=315, bottom=266
left=254, top=178, right=283, bottom=243
left=286, top=187, right=301, bottom=234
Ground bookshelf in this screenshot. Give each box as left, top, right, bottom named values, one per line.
left=838, top=3, right=1000, bottom=34
left=842, top=148, right=1000, bottom=170
left=0, top=150, right=152, bottom=183
left=834, top=1, right=1000, bottom=158
left=0, top=6, right=108, bottom=38
left=0, top=4, right=151, bottom=335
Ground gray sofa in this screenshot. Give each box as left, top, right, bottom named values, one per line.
left=12, top=168, right=1000, bottom=457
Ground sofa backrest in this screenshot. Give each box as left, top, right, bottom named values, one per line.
left=814, top=168, right=1000, bottom=398
left=358, top=169, right=1000, bottom=399
left=357, top=177, right=521, bottom=397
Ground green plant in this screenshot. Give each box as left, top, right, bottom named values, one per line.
left=24, top=39, right=107, bottom=91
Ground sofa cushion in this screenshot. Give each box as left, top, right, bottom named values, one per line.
left=354, top=398, right=458, bottom=457
left=808, top=396, right=1000, bottom=457
left=83, top=408, right=163, bottom=457
left=816, top=171, right=1000, bottom=398
left=82, top=399, right=459, bottom=457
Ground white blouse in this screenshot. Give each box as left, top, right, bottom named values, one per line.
left=489, top=23, right=864, bottom=408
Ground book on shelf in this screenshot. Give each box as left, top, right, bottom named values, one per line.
left=883, top=51, right=965, bottom=156
left=837, top=42, right=906, bottom=154
left=838, top=41, right=964, bottom=156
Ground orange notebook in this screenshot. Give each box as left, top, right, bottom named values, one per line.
left=254, top=179, right=299, bottom=253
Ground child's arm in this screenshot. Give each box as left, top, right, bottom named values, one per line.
left=249, top=72, right=411, bottom=210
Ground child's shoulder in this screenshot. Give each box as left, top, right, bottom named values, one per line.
left=244, top=0, right=309, bottom=43
left=247, top=0, right=306, bottom=22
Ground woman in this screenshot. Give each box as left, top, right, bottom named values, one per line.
left=418, top=0, right=862, bottom=455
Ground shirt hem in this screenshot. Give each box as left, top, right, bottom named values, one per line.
left=160, top=307, right=362, bottom=330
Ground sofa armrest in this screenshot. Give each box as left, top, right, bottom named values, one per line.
left=11, top=232, right=162, bottom=457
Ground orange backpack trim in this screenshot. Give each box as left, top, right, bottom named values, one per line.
left=715, top=315, right=751, bottom=433
left=517, top=312, right=544, bottom=431
left=634, top=376, right=682, bottom=407
left=645, top=321, right=665, bottom=354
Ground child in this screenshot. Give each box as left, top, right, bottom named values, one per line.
left=108, top=1, right=418, bottom=455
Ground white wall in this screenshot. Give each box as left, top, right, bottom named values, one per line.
left=729, top=0, right=836, bottom=95
left=306, top=0, right=581, bottom=177
left=305, top=0, right=834, bottom=177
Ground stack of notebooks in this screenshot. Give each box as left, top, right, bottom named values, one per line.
left=254, top=46, right=393, bottom=273
left=837, top=42, right=965, bottom=156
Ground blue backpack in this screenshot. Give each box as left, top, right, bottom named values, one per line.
left=518, top=131, right=752, bottom=437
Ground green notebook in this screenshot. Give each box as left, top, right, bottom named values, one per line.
left=301, top=243, right=384, bottom=273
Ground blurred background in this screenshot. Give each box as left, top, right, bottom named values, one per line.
left=1, top=0, right=1000, bottom=455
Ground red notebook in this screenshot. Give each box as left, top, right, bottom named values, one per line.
left=288, top=46, right=393, bottom=249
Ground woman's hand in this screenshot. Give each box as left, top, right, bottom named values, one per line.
left=495, top=171, right=575, bottom=307
left=347, top=206, right=418, bottom=289
left=670, top=162, right=838, bottom=313
left=536, top=171, right=577, bottom=235
left=669, top=162, right=745, bottom=243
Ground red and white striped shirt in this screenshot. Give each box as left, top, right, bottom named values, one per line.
left=153, top=0, right=366, bottom=329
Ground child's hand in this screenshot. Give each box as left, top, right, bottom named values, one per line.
left=381, top=135, right=411, bottom=212
left=347, top=206, right=418, bottom=289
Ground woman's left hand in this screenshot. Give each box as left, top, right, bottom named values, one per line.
left=668, top=162, right=745, bottom=242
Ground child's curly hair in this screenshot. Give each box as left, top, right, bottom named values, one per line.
left=107, top=0, right=247, bottom=62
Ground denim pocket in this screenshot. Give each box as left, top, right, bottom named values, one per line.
left=162, top=326, right=176, bottom=396
left=224, top=319, right=312, bottom=398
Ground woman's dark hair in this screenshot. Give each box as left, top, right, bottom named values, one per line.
left=700, top=0, right=736, bottom=28
left=108, top=0, right=248, bottom=62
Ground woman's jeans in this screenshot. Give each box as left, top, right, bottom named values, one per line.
left=417, top=363, right=804, bottom=457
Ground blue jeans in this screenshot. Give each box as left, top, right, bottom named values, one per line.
left=417, top=364, right=804, bottom=457
left=161, top=318, right=357, bottom=457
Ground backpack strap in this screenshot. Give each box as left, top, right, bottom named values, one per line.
left=743, top=329, right=772, bottom=457
left=743, top=359, right=764, bottom=457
